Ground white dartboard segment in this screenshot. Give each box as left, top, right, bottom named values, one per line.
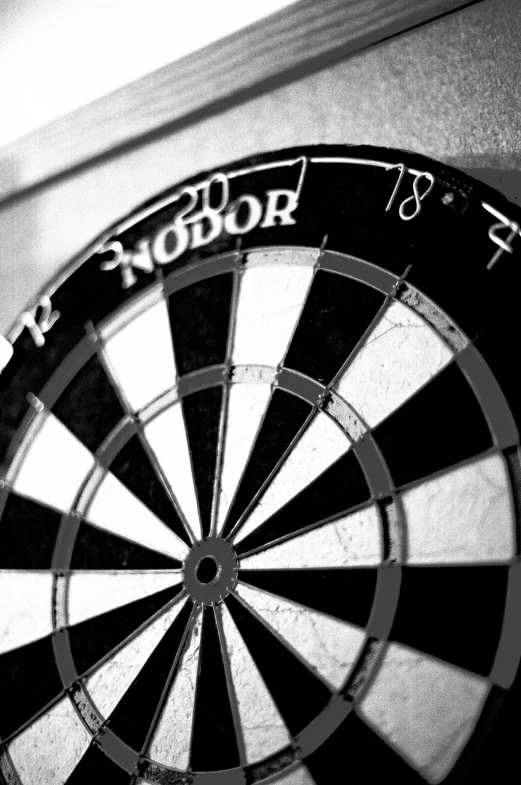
left=273, top=767, right=317, bottom=785
left=220, top=604, right=291, bottom=763
left=0, top=572, right=53, bottom=654
left=232, top=252, right=315, bottom=367
left=86, top=471, right=189, bottom=562
left=66, top=570, right=183, bottom=627
left=8, top=410, right=95, bottom=513
left=239, top=504, right=382, bottom=569
left=85, top=599, right=186, bottom=720
left=101, top=297, right=177, bottom=413
left=148, top=609, right=202, bottom=769
left=216, top=383, right=273, bottom=533
left=0, top=336, right=13, bottom=372
left=8, top=695, right=91, bottom=785
left=235, top=412, right=351, bottom=544
left=335, top=300, right=453, bottom=428
left=144, top=402, right=202, bottom=541
left=403, top=453, right=515, bottom=565
left=235, top=582, right=366, bottom=690
left=358, top=642, right=489, bottom=783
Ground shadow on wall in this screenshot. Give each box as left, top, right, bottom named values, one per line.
left=459, top=165, right=521, bottom=208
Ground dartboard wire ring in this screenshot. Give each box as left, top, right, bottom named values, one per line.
left=0, top=382, right=510, bottom=776
left=78, top=255, right=400, bottom=778
left=0, top=249, right=409, bottom=780
left=0, top=264, right=512, bottom=608
left=164, top=253, right=516, bottom=776
left=43, top=380, right=400, bottom=778
left=0, top=248, right=512, bottom=776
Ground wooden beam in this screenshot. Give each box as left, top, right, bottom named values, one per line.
left=0, top=0, right=484, bottom=207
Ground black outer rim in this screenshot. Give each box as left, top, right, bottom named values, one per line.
left=4, top=142, right=521, bottom=342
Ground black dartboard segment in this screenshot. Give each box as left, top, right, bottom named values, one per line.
left=105, top=599, right=193, bottom=752
left=238, top=568, right=377, bottom=628
left=222, top=389, right=312, bottom=538
left=225, top=592, right=333, bottom=738
left=284, top=269, right=386, bottom=383
left=190, top=606, right=241, bottom=771
left=70, top=521, right=183, bottom=571
left=50, top=353, right=126, bottom=453
left=0, top=146, right=520, bottom=785
left=0, top=635, right=62, bottom=741
left=182, top=386, right=223, bottom=537
left=372, top=361, right=494, bottom=488
left=0, top=493, right=61, bottom=569
left=168, top=272, right=234, bottom=375
left=234, top=448, right=371, bottom=556
left=108, top=432, right=191, bottom=545
left=63, top=742, right=133, bottom=785
left=389, top=565, right=509, bottom=677
left=68, top=583, right=183, bottom=677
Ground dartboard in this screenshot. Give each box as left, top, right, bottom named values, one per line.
left=1, top=146, right=520, bottom=785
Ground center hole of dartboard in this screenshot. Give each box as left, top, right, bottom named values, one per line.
left=196, top=556, right=220, bottom=584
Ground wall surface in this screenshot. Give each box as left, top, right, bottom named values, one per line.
left=0, top=0, right=295, bottom=147
left=0, top=0, right=520, bottom=334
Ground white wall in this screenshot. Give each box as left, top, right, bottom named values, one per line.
left=0, top=0, right=295, bottom=147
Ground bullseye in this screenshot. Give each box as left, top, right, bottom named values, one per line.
left=183, top=537, right=238, bottom=604
left=196, top=555, right=219, bottom=584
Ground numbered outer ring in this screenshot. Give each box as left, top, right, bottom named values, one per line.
left=0, top=145, right=520, bottom=785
